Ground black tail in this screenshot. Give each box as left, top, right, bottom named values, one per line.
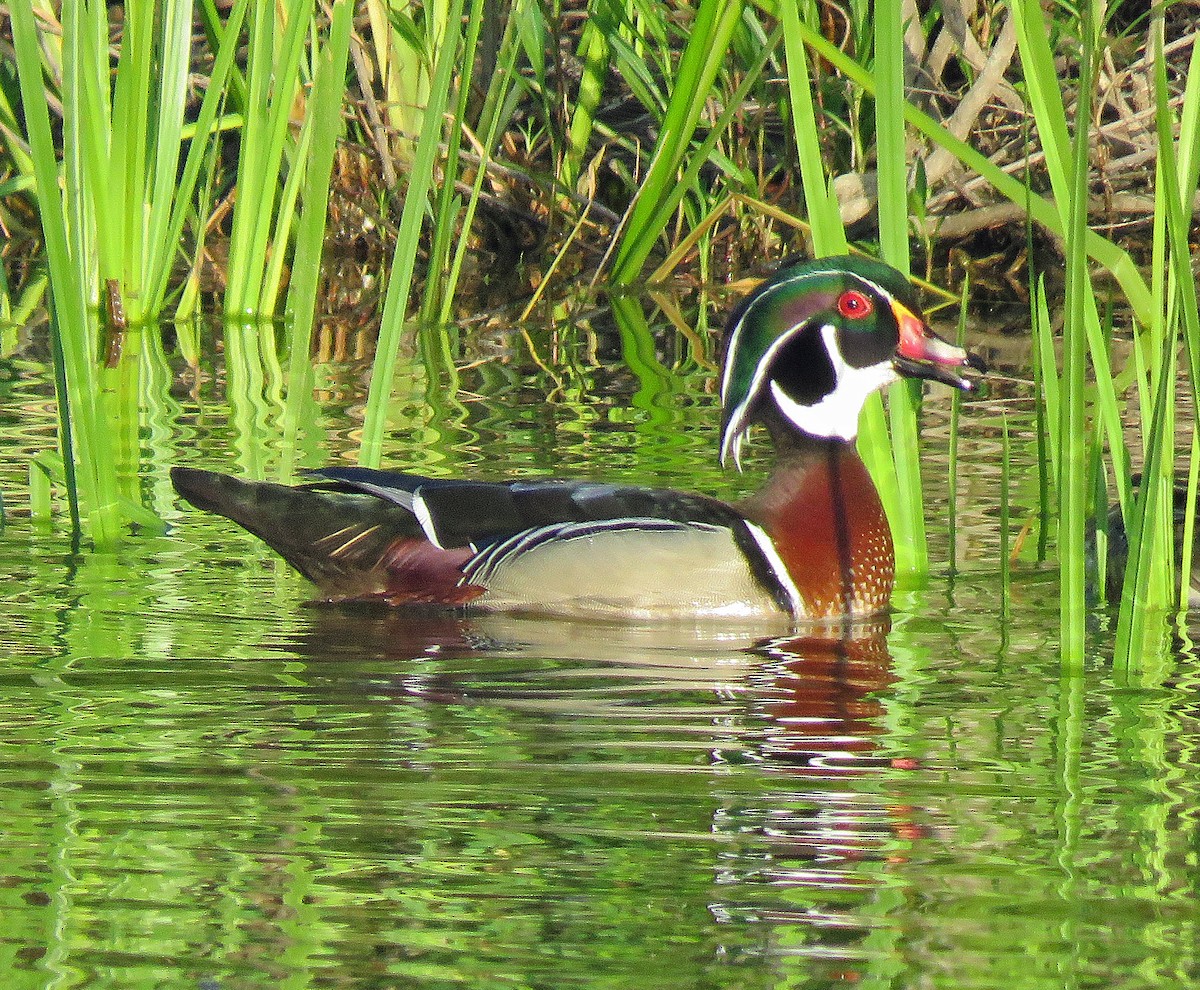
left=170, top=467, right=422, bottom=598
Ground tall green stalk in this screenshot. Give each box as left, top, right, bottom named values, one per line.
left=17, top=0, right=246, bottom=324
left=947, top=274, right=969, bottom=574
left=874, top=0, right=927, bottom=574
left=282, top=0, right=354, bottom=478
left=606, top=26, right=781, bottom=286
left=609, top=0, right=746, bottom=285
left=9, top=0, right=119, bottom=543
left=223, top=0, right=311, bottom=319
left=420, top=0, right=489, bottom=325
left=437, top=4, right=529, bottom=324
left=1056, top=6, right=1094, bottom=664
left=780, top=1, right=846, bottom=256
left=789, top=17, right=1153, bottom=326
left=562, top=1, right=618, bottom=191
left=149, top=0, right=250, bottom=317
left=1001, top=414, right=1012, bottom=622
left=8, top=0, right=350, bottom=536
left=359, top=0, right=469, bottom=468
left=1159, top=21, right=1200, bottom=617
left=1114, top=13, right=1200, bottom=662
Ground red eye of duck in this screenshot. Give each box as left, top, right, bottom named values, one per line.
left=837, top=289, right=873, bottom=319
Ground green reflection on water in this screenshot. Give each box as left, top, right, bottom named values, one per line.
left=1, top=300, right=1198, bottom=989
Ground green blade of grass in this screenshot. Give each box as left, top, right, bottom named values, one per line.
left=1004, top=0, right=1132, bottom=535
left=785, top=15, right=1153, bottom=327
left=947, top=273, right=969, bottom=573
left=10, top=0, right=119, bottom=542
left=437, top=5, right=527, bottom=323
left=66, top=1, right=109, bottom=304
left=1116, top=12, right=1200, bottom=649
left=875, top=0, right=926, bottom=574
left=609, top=0, right=746, bottom=286
left=562, top=3, right=617, bottom=191
left=780, top=0, right=847, bottom=256
left=874, top=0, right=908, bottom=272
left=603, top=22, right=780, bottom=291
left=223, top=0, right=275, bottom=314
left=147, top=0, right=251, bottom=316
left=1183, top=431, right=1199, bottom=614
left=112, top=3, right=152, bottom=306
left=1056, top=2, right=1095, bottom=666
left=282, top=0, right=354, bottom=475
left=420, top=0, right=488, bottom=325
left=283, top=0, right=354, bottom=332
left=359, top=0, right=468, bottom=468
left=1115, top=327, right=1177, bottom=663
left=259, top=114, right=312, bottom=317
left=1163, top=19, right=1200, bottom=615
left=141, top=0, right=196, bottom=319
left=225, top=0, right=310, bottom=318
left=1001, top=413, right=1012, bottom=621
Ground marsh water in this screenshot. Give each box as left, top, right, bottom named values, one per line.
left=1, top=295, right=1198, bottom=989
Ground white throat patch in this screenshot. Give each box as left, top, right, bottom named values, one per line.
left=769, top=324, right=898, bottom=441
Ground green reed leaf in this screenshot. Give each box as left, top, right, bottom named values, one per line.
left=875, top=0, right=926, bottom=574
left=790, top=18, right=1153, bottom=327
left=9, top=0, right=119, bottom=542
left=610, top=0, right=746, bottom=285
left=360, top=0, right=468, bottom=468
left=1055, top=1, right=1095, bottom=665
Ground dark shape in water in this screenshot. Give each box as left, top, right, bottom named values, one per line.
left=172, top=256, right=984, bottom=621
left=1096, top=478, right=1200, bottom=607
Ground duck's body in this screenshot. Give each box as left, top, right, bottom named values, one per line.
left=172, top=255, right=983, bottom=622
left=171, top=434, right=891, bottom=622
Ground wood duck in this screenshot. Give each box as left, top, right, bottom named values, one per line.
left=172, top=255, right=984, bottom=622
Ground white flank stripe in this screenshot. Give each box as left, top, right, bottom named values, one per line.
left=743, top=521, right=805, bottom=618
left=463, top=518, right=724, bottom=587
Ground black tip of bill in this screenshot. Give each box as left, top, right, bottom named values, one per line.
left=894, top=349, right=987, bottom=392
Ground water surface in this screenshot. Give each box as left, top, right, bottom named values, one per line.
left=1, top=300, right=1197, bottom=989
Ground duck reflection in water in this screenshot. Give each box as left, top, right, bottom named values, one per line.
left=720, top=625, right=929, bottom=896
left=275, top=606, right=931, bottom=970
left=281, top=607, right=928, bottom=868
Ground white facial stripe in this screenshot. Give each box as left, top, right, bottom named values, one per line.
left=723, top=430, right=747, bottom=472
left=768, top=324, right=898, bottom=441
left=721, top=321, right=808, bottom=466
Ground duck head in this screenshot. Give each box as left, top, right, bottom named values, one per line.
left=720, top=255, right=985, bottom=468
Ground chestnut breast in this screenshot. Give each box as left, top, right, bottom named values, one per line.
left=740, top=442, right=895, bottom=619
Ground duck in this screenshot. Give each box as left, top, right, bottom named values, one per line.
left=171, top=255, right=984, bottom=622
left=1094, top=477, right=1200, bottom=608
